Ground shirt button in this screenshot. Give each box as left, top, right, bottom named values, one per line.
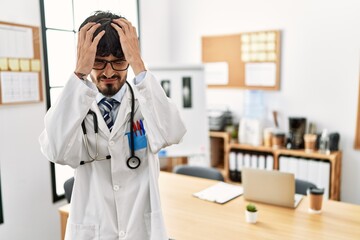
left=113, top=185, right=120, bottom=191
left=109, top=141, right=115, bottom=146
left=119, top=230, right=126, bottom=237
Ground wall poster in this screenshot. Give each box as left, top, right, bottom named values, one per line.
left=182, top=76, right=192, bottom=108
left=160, top=79, right=171, bottom=97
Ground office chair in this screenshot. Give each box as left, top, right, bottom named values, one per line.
left=63, top=177, right=75, bottom=203
left=173, top=165, right=224, bottom=181
left=295, top=179, right=317, bottom=195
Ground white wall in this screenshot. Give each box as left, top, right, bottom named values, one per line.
left=141, top=0, right=360, bottom=204
left=140, top=0, right=171, bottom=64
left=0, top=0, right=66, bottom=239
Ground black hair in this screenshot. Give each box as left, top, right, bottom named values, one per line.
left=78, top=11, right=125, bottom=59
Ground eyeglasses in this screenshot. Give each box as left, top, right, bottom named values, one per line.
left=93, top=59, right=129, bottom=71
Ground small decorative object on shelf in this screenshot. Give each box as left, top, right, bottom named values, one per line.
left=319, top=129, right=330, bottom=155
left=245, top=203, right=258, bottom=223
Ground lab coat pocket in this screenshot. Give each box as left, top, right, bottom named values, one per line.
left=125, top=132, right=147, bottom=151
left=70, top=223, right=99, bottom=240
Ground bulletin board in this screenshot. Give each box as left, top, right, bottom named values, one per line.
left=202, top=30, right=281, bottom=90
left=0, top=21, right=43, bottom=104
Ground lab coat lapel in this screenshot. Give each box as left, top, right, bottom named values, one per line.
left=111, top=85, right=133, bottom=136
left=91, top=101, right=111, bottom=137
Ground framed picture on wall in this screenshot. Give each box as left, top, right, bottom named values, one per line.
left=182, top=76, right=192, bottom=108
left=161, top=80, right=171, bottom=97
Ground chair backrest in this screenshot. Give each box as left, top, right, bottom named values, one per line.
left=173, top=165, right=224, bottom=181
left=295, top=179, right=317, bottom=195
left=63, top=177, right=75, bottom=203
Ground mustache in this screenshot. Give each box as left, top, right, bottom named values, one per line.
left=97, top=74, right=121, bottom=81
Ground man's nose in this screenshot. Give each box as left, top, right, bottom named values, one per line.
left=103, top=62, right=115, bottom=77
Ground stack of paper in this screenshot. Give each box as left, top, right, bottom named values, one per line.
left=193, top=182, right=243, bottom=204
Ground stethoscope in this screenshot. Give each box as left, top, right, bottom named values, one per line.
left=80, top=81, right=141, bottom=169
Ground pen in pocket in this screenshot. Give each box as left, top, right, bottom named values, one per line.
left=133, top=122, right=138, bottom=136
left=136, top=121, right=142, bottom=136
left=139, top=119, right=146, bottom=135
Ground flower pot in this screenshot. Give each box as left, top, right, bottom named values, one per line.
left=245, top=210, right=258, bottom=223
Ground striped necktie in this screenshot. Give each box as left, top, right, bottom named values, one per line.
left=99, top=98, right=116, bottom=131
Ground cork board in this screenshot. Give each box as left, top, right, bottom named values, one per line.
left=0, top=21, right=43, bottom=104
left=202, top=30, right=281, bottom=90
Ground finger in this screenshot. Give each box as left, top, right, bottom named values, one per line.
left=78, top=22, right=97, bottom=43
left=91, top=30, right=105, bottom=47
left=81, top=21, right=98, bottom=31
left=111, top=22, right=125, bottom=38
left=112, top=18, right=131, bottom=33
left=131, top=26, right=138, bottom=36
left=77, top=24, right=95, bottom=59
left=84, top=23, right=102, bottom=44
left=112, top=17, right=130, bottom=25
left=118, top=17, right=132, bottom=26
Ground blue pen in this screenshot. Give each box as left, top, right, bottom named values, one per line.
left=136, top=121, right=142, bottom=136
left=139, top=119, right=146, bottom=135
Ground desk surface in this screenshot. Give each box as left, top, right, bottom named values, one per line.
left=60, top=172, right=360, bottom=240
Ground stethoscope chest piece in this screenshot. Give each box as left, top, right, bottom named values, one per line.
left=127, top=156, right=141, bottom=169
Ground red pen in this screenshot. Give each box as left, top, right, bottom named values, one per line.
left=133, top=122, right=138, bottom=136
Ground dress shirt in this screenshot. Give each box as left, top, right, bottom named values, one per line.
left=94, top=71, right=147, bottom=122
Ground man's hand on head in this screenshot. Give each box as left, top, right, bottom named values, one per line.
left=111, top=18, right=146, bottom=75
left=75, top=22, right=105, bottom=78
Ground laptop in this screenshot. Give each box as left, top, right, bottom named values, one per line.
left=242, top=168, right=303, bottom=208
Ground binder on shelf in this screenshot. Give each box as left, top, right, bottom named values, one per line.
left=279, top=156, right=289, bottom=172
left=297, top=158, right=309, bottom=181
left=250, top=154, right=258, bottom=168
left=229, top=152, right=237, bottom=182
left=288, top=157, right=298, bottom=178
left=244, top=154, right=251, bottom=168
left=258, top=155, right=266, bottom=169
left=266, top=155, right=274, bottom=170
left=236, top=152, right=244, bottom=182
left=317, top=161, right=330, bottom=200
left=307, top=160, right=319, bottom=192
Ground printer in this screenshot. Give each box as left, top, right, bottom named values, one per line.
left=208, top=109, right=233, bottom=131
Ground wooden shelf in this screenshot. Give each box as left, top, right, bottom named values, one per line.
left=209, top=131, right=231, bottom=172
left=209, top=131, right=342, bottom=201
left=230, top=143, right=273, bottom=153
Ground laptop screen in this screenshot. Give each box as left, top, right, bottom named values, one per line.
left=242, top=168, right=301, bottom=208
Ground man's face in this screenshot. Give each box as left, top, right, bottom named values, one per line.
left=90, top=54, right=128, bottom=97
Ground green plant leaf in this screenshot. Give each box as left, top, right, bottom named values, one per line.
left=246, top=203, right=257, bottom=212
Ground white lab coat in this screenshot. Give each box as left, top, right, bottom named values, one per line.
left=39, top=71, right=186, bottom=240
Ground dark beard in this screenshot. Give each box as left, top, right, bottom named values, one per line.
left=97, top=73, right=126, bottom=96
left=101, top=83, right=118, bottom=96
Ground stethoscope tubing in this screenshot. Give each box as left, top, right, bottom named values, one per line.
left=126, top=81, right=135, bottom=157
left=80, top=81, right=140, bottom=168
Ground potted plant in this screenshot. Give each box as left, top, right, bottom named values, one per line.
left=245, top=203, right=258, bottom=223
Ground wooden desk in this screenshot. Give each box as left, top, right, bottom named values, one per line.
left=59, top=172, right=360, bottom=240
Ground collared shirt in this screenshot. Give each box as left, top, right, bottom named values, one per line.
left=95, top=71, right=146, bottom=122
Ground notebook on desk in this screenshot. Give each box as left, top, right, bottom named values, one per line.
left=193, top=182, right=244, bottom=204
left=242, top=168, right=303, bottom=208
